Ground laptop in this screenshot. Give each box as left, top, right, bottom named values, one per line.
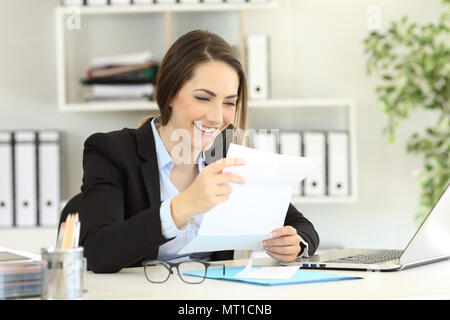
left=282, top=184, right=450, bottom=271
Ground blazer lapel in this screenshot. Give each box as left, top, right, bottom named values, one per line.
left=136, top=118, right=161, bottom=206
left=135, top=119, right=232, bottom=204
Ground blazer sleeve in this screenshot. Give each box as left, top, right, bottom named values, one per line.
left=284, top=203, right=320, bottom=256
left=79, top=133, right=168, bottom=273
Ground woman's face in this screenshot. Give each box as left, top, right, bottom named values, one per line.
left=168, top=60, right=239, bottom=153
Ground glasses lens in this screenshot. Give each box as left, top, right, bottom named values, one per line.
left=178, top=261, right=206, bottom=284
left=144, top=261, right=170, bottom=283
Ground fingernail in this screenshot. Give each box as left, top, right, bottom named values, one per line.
left=270, top=232, right=277, bottom=238
left=262, top=241, right=267, bottom=246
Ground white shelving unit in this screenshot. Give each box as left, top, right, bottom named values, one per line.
left=55, top=1, right=278, bottom=111
left=53, top=2, right=358, bottom=204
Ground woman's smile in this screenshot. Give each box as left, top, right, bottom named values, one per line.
left=193, top=121, right=220, bottom=137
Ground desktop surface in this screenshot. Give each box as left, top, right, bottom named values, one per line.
left=80, top=257, right=450, bottom=300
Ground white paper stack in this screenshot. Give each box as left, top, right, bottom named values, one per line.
left=89, top=51, right=152, bottom=69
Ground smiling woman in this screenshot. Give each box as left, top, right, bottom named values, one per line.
left=65, top=29, right=319, bottom=273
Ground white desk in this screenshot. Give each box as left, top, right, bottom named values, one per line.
left=82, top=257, right=450, bottom=300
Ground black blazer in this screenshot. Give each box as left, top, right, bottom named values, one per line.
left=77, top=118, right=319, bottom=273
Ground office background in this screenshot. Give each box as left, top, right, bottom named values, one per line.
left=0, top=0, right=443, bottom=253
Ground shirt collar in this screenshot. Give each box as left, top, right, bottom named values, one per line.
left=151, top=117, right=206, bottom=170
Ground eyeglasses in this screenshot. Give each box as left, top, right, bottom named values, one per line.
left=142, top=260, right=226, bottom=284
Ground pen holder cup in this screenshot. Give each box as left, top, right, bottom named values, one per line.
left=40, top=247, right=87, bottom=300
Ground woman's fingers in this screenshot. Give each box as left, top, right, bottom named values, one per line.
left=262, top=226, right=301, bottom=262
left=213, top=172, right=245, bottom=185
left=264, top=235, right=300, bottom=248
left=208, top=158, right=246, bottom=174
left=265, top=249, right=298, bottom=263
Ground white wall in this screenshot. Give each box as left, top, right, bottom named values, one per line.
left=0, top=0, right=444, bottom=252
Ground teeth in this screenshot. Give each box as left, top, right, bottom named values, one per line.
left=194, top=122, right=217, bottom=135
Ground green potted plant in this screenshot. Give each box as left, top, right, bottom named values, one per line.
left=363, top=0, right=450, bottom=225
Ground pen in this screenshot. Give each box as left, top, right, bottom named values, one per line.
left=63, top=214, right=75, bottom=250
left=56, top=222, right=66, bottom=249
left=73, top=220, right=81, bottom=248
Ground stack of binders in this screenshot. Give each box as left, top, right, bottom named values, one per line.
left=251, top=130, right=351, bottom=198
left=81, top=51, right=158, bottom=102
left=0, top=131, right=61, bottom=228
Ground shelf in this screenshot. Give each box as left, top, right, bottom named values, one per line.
left=249, top=99, right=355, bottom=109
left=292, top=195, right=357, bottom=204
left=59, top=101, right=158, bottom=112
left=56, top=1, right=278, bottom=15
left=58, top=99, right=355, bottom=112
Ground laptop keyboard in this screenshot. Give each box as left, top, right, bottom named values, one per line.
left=324, top=249, right=403, bottom=264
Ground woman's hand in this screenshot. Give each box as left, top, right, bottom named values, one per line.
left=262, top=226, right=303, bottom=263
left=171, top=157, right=246, bottom=227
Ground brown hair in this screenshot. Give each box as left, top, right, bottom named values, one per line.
left=139, top=29, right=248, bottom=134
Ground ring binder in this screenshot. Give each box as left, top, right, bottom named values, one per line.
left=14, top=131, right=38, bottom=227
left=38, top=131, right=62, bottom=227
left=0, top=132, right=14, bottom=227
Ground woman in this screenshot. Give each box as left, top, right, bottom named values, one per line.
left=75, top=30, right=319, bottom=273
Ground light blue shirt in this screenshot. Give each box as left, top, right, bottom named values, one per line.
left=151, top=117, right=208, bottom=261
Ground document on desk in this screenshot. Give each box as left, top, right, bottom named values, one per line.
left=179, top=143, right=320, bottom=254
left=235, top=265, right=300, bottom=280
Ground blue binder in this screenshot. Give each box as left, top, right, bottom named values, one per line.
left=183, top=266, right=363, bottom=286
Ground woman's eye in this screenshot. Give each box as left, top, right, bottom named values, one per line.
left=195, top=96, right=209, bottom=101
left=225, top=102, right=236, bottom=107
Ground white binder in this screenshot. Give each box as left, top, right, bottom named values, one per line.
left=133, top=0, right=153, bottom=4
left=246, top=34, right=269, bottom=99
left=14, top=131, right=37, bottom=227
left=279, top=131, right=302, bottom=197
left=302, top=131, right=326, bottom=196
left=86, top=0, right=108, bottom=5
left=0, top=132, right=13, bottom=227
left=38, top=131, right=61, bottom=227
left=62, top=0, right=83, bottom=5
left=110, top=0, right=131, bottom=5
left=327, top=131, right=350, bottom=196
left=252, top=130, right=277, bottom=153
